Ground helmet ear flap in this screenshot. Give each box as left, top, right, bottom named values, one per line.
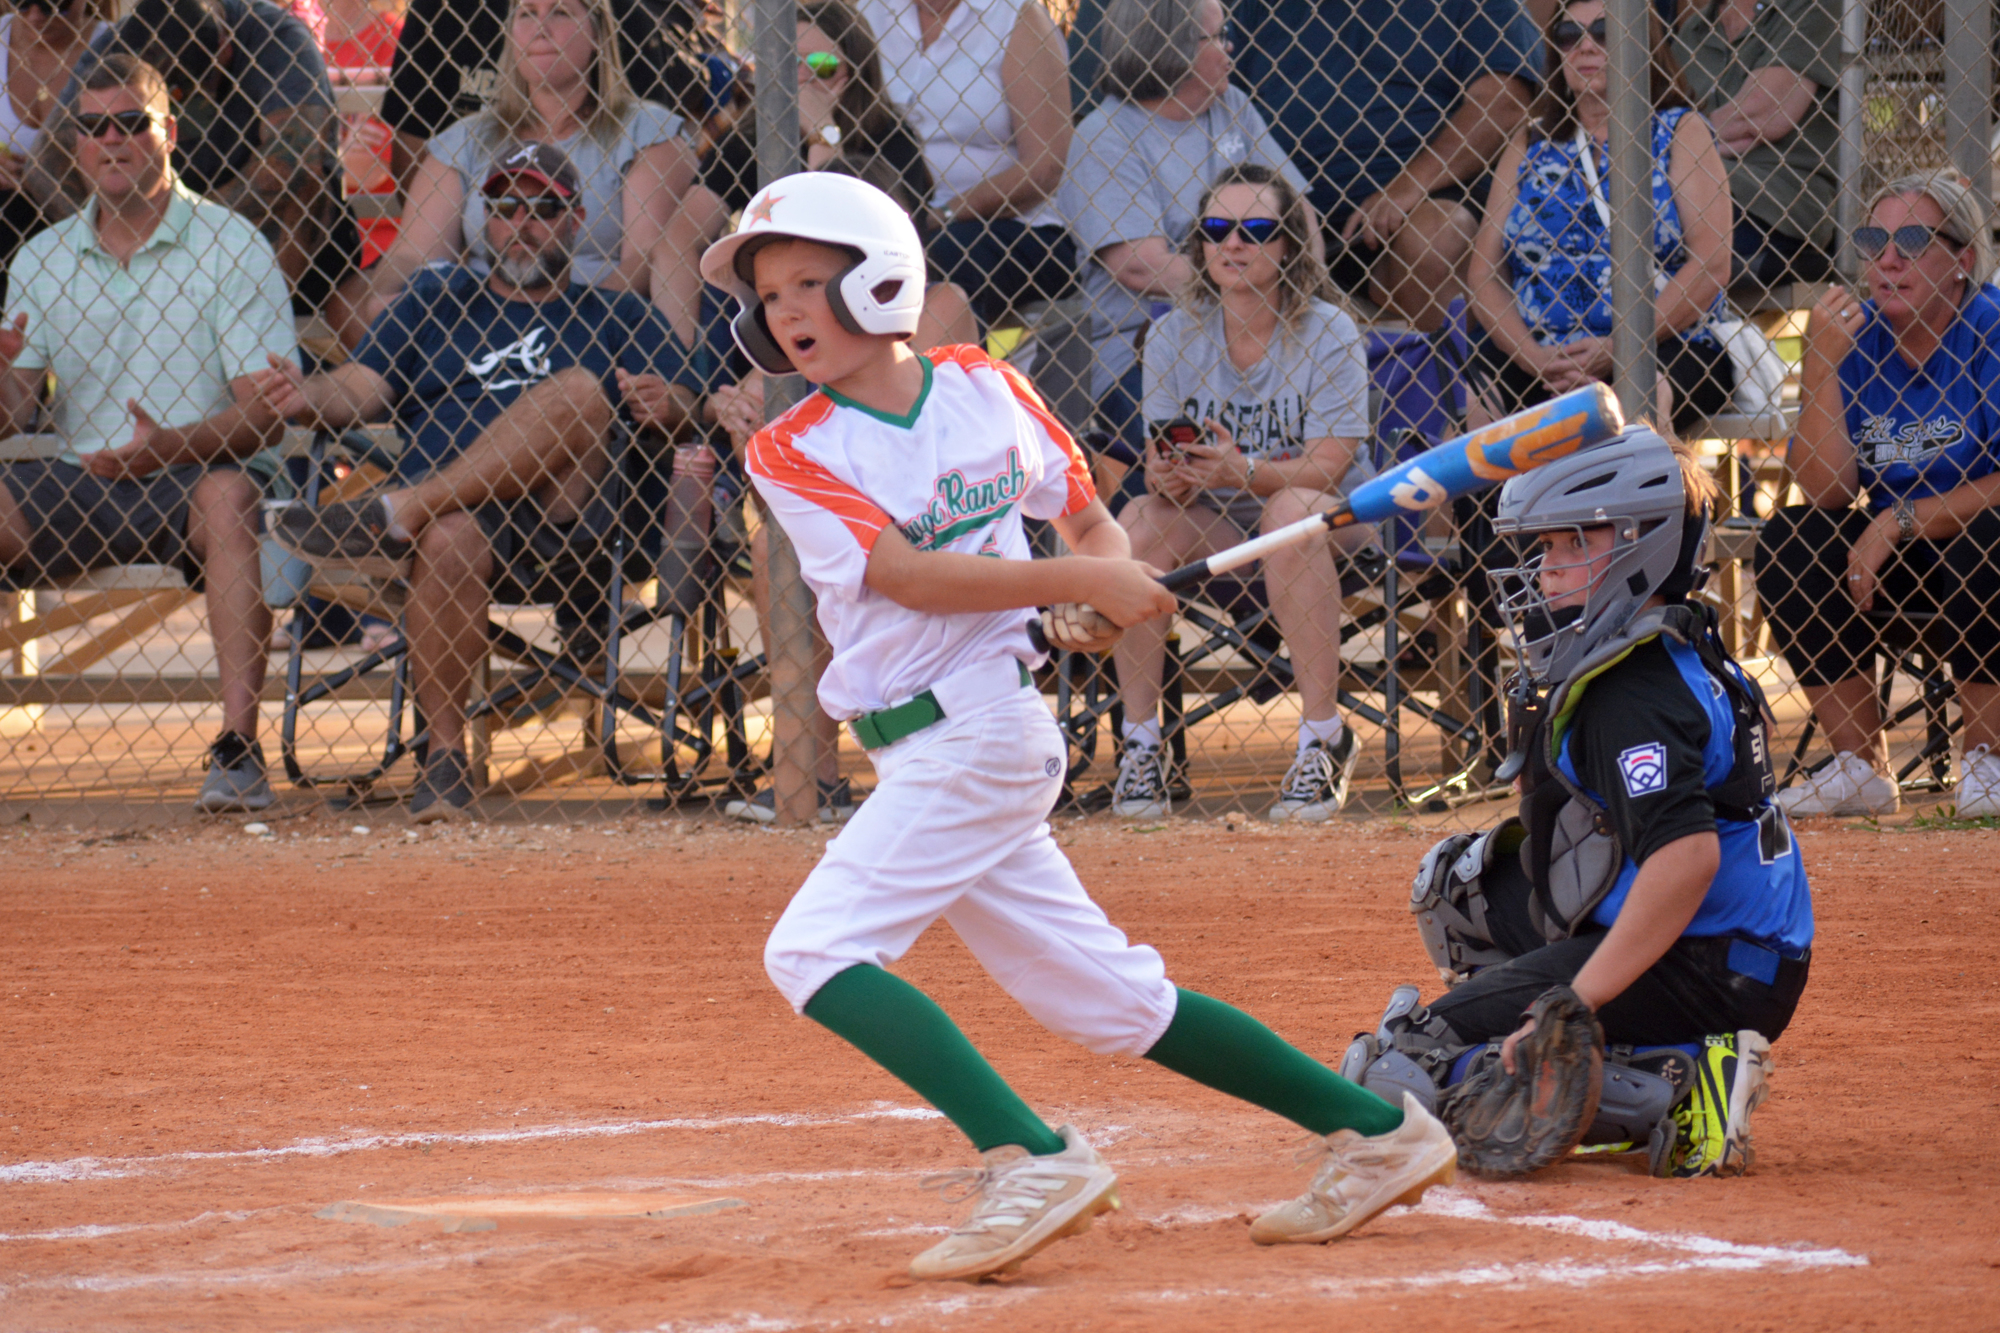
left=730, top=303, right=795, bottom=376
left=1657, top=500, right=1712, bottom=600
left=825, top=257, right=869, bottom=337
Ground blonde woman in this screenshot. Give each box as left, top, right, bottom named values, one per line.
left=1108, top=162, right=1374, bottom=822
left=350, top=0, right=693, bottom=339
left=1757, top=169, right=2000, bottom=818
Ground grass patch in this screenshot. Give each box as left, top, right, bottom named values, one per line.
left=1907, top=806, right=2000, bottom=832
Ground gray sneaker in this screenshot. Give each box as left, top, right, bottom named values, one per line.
left=271, top=496, right=413, bottom=579
left=410, top=749, right=477, bottom=824
left=1110, top=738, right=1171, bottom=818
left=724, top=777, right=858, bottom=825
left=196, top=736, right=274, bottom=813
left=1268, top=731, right=1360, bottom=822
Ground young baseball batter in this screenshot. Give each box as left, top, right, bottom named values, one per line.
left=701, top=173, right=1455, bottom=1282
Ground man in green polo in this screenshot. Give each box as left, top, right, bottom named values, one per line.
left=0, top=53, right=296, bottom=811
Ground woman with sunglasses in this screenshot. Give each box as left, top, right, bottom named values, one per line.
left=1755, top=169, right=2000, bottom=819
left=1105, top=163, right=1374, bottom=821
left=1057, top=0, right=1313, bottom=465
left=351, top=0, right=695, bottom=343
left=0, top=0, right=107, bottom=304
left=649, top=0, right=946, bottom=346
left=1465, top=0, right=1733, bottom=433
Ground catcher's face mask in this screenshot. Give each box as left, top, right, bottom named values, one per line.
left=1491, top=521, right=1632, bottom=683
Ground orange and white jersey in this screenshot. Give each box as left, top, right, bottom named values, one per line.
left=747, top=345, right=1096, bottom=720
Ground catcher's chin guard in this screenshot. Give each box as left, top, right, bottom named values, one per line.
left=1440, top=985, right=1604, bottom=1177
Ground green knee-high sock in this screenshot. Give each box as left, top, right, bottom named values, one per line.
left=803, top=964, right=1066, bottom=1156
left=1144, top=988, right=1404, bottom=1138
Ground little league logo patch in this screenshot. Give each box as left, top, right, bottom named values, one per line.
left=1617, top=742, right=1669, bottom=797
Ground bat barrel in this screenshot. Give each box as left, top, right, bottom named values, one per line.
left=1345, top=383, right=1624, bottom=525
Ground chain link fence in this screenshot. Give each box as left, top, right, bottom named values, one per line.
left=0, top=0, right=1994, bottom=826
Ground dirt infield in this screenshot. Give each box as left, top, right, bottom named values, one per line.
left=4, top=811, right=1997, bottom=1330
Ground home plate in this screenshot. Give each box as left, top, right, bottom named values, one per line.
left=316, top=1191, right=747, bottom=1233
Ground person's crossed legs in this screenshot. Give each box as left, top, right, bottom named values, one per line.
left=279, top=367, right=614, bottom=819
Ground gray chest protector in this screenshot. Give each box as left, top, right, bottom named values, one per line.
left=1410, top=604, right=1776, bottom=982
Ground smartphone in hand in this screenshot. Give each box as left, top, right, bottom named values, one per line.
left=1154, top=417, right=1203, bottom=463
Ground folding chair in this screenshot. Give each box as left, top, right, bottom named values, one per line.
left=277, top=424, right=762, bottom=808
left=1779, top=607, right=1960, bottom=798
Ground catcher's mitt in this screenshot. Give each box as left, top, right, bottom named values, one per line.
left=1439, top=985, right=1603, bottom=1177
left=1040, top=602, right=1123, bottom=653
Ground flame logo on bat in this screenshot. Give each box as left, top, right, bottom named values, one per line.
left=1462, top=387, right=1620, bottom=481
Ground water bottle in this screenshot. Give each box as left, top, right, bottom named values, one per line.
left=657, top=443, right=716, bottom=618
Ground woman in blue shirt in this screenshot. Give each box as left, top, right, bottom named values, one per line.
left=1465, top=0, right=1734, bottom=432
left=1756, top=169, right=2000, bottom=818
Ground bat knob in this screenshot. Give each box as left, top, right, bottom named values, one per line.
left=1026, top=616, right=1051, bottom=655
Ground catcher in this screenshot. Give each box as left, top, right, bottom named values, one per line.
left=1341, top=427, right=1815, bottom=1178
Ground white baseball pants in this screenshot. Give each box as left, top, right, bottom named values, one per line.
left=764, top=668, right=1179, bottom=1057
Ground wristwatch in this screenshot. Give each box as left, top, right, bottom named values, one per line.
left=1894, top=497, right=1917, bottom=543
left=1242, top=454, right=1259, bottom=491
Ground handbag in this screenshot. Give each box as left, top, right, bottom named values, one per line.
left=1574, top=128, right=1785, bottom=419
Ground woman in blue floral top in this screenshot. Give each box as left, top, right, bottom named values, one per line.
left=1466, top=0, right=1733, bottom=432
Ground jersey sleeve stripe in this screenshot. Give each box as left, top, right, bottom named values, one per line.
left=927, top=344, right=1097, bottom=516
left=747, top=393, right=894, bottom=552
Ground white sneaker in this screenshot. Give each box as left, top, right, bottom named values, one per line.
left=1249, top=1092, right=1457, bottom=1245
left=908, top=1125, right=1120, bottom=1281
left=1110, top=738, right=1171, bottom=818
left=1958, top=745, right=2000, bottom=818
left=1774, top=751, right=1899, bottom=817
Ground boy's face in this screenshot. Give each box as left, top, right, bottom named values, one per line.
left=1535, top=524, right=1617, bottom=610
left=750, top=238, right=876, bottom=383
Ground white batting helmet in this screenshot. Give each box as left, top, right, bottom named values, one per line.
left=699, top=172, right=926, bottom=375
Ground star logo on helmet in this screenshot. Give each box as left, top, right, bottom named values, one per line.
left=746, top=193, right=782, bottom=227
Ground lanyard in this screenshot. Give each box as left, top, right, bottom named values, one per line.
left=1573, top=126, right=1613, bottom=231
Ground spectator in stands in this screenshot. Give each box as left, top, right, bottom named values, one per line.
left=262, top=143, right=698, bottom=822
left=1670, top=0, right=1838, bottom=290
left=37, top=0, right=360, bottom=324
left=653, top=0, right=969, bottom=347
left=378, top=0, right=705, bottom=187
left=322, top=0, right=405, bottom=268
left=1227, top=0, right=1538, bottom=330
left=0, top=0, right=108, bottom=307
left=1057, top=0, right=1309, bottom=462
left=350, top=0, right=696, bottom=344
left=1464, top=0, right=1733, bottom=433
left=1756, top=169, right=2000, bottom=819
left=1105, top=162, right=1374, bottom=822
left=857, top=0, right=1075, bottom=329
left=0, top=56, right=294, bottom=812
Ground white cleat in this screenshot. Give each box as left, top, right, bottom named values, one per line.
left=1250, top=1092, right=1457, bottom=1245
left=908, top=1124, right=1120, bottom=1281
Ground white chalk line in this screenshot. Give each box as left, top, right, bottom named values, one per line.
left=0, top=1241, right=520, bottom=1299
left=0, top=1106, right=945, bottom=1185
left=0, top=1208, right=274, bottom=1243
left=1, top=1183, right=1865, bottom=1316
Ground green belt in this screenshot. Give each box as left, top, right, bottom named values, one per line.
left=851, top=661, right=1032, bottom=751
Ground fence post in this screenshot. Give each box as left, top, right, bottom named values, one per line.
left=1835, top=0, right=1867, bottom=282
left=1607, top=0, right=1657, bottom=425
left=1942, top=0, right=1992, bottom=205
left=752, top=0, right=819, bottom=825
